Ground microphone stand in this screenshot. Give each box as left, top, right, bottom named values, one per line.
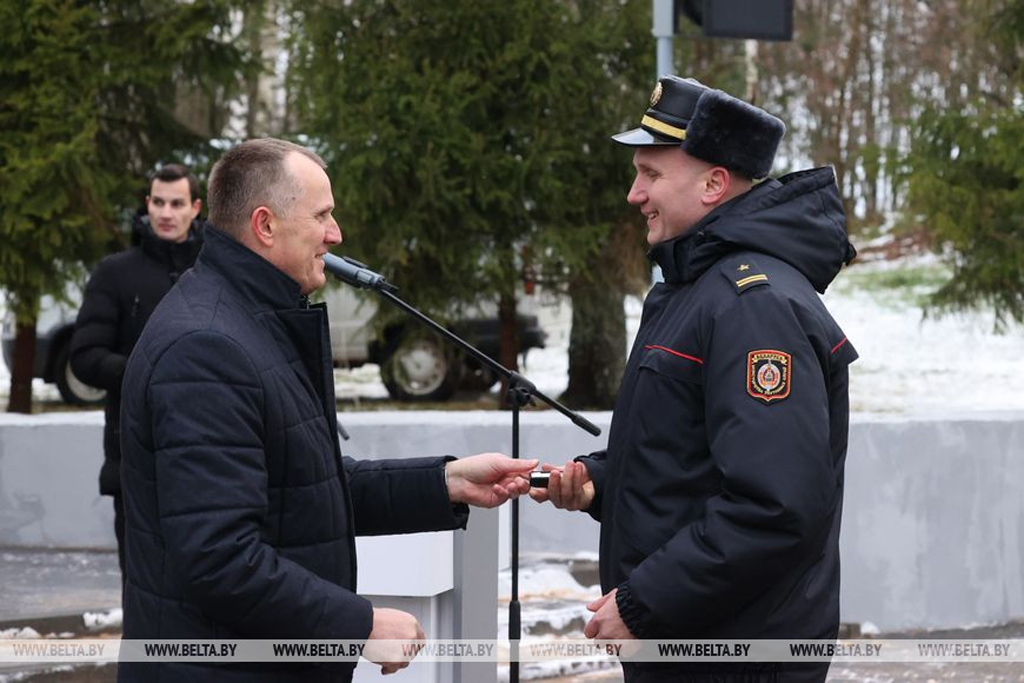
left=334, top=271, right=601, bottom=683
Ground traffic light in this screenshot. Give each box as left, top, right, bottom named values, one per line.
left=676, top=0, right=793, bottom=42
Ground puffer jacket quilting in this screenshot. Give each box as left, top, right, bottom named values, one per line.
left=119, top=228, right=467, bottom=682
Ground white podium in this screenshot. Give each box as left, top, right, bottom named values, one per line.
left=353, top=515, right=499, bottom=683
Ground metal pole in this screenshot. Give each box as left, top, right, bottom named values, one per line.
left=656, top=37, right=674, bottom=78
left=508, top=400, right=521, bottom=683
left=652, top=0, right=674, bottom=285
left=652, top=0, right=675, bottom=78
left=745, top=39, right=759, bottom=103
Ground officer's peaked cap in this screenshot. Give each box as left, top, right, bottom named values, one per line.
left=613, top=75, right=786, bottom=180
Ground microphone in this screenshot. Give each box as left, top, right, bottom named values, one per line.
left=323, top=253, right=397, bottom=293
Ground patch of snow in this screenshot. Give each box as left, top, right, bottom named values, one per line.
left=0, top=411, right=104, bottom=426
left=0, top=665, right=77, bottom=683
left=824, top=255, right=1024, bottom=415
left=571, top=550, right=600, bottom=562
left=860, top=621, right=881, bottom=636
left=332, top=364, right=389, bottom=400
left=499, top=656, right=619, bottom=682
left=0, top=627, right=40, bottom=639
left=83, top=607, right=122, bottom=631
left=498, top=565, right=600, bottom=602
left=512, top=602, right=591, bottom=636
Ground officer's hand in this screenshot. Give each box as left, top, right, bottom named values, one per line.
left=446, top=453, right=537, bottom=508
left=584, top=589, right=635, bottom=640
left=365, top=608, right=425, bottom=675
left=528, top=461, right=594, bottom=511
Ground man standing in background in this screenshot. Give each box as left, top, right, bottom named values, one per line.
left=70, top=164, right=204, bottom=584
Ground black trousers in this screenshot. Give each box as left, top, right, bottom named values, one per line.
left=112, top=492, right=126, bottom=589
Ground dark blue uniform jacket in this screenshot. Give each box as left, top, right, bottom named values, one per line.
left=118, top=228, right=468, bottom=682
left=581, top=167, right=858, bottom=681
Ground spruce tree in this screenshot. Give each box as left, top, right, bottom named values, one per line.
left=0, top=0, right=243, bottom=411
left=289, top=0, right=651, bottom=406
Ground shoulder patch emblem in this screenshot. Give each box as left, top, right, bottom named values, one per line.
left=746, top=349, right=791, bottom=403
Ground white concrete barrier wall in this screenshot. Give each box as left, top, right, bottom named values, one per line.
left=1, top=410, right=1022, bottom=633
left=842, top=412, right=1024, bottom=631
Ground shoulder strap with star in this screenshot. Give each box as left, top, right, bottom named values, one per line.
left=719, top=256, right=770, bottom=294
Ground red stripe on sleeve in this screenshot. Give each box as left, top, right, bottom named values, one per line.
left=644, top=344, right=704, bottom=365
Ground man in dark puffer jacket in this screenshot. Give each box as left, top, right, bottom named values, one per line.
left=70, top=164, right=204, bottom=584
left=118, top=138, right=535, bottom=682
left=532, top=77, right=857, bottom=682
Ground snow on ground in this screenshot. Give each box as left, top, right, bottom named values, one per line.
left=82, top=608, right=122, bottom=632
left=525, top=254, right=1024, bottom=416
left=2, top=252, right=1023, bottom=414
left=332, top=253, right=1024, bottom=415
left=824, top=253, right=1024, bottom=415
left=497, top=556, right=614, bottom=682
left=355, top=253, right=1024, bottom=415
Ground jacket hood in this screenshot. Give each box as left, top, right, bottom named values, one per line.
left=650, top=167, right=856, bottom=293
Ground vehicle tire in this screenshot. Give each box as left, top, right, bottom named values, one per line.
left=459, top=364, right=499, bottom=393
left=54, top=344, right=106, bottom=406
left=380, top=331, right=460, bottom=402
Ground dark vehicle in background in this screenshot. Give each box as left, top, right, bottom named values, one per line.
left=1, top=293, right=106, bottom=405
left=3, top=287, right=546, bottom=405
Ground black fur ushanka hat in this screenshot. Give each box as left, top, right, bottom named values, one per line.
left=613, top=75, right=786, bottom=180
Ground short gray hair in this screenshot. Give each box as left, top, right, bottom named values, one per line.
left=207, top=138, right=326, bottom=238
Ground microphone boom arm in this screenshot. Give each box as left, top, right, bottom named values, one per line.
left=322, top=254, right=600, bottom=434
left=374, top=288, right=602, bottom=436
left=325, top=257, right=602, bottom=683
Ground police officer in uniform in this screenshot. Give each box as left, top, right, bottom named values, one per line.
left=532, top=76, right=858, bottom=682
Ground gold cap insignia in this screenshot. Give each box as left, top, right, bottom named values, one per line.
left=650, top=82, right=663, bottom=107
